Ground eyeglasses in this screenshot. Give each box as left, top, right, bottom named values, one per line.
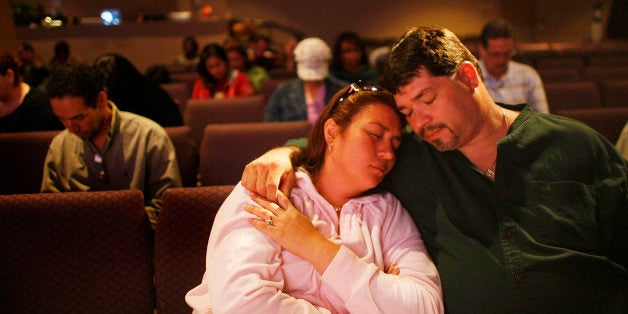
left=331, top=81, right=381, bottom=113
left=486, top=49, right=517, bottom=59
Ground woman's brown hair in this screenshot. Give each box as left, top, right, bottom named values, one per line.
left=297, top=82, right=402, bottom=176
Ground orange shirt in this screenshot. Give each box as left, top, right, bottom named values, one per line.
left=191, top=70, right=254, bottom=99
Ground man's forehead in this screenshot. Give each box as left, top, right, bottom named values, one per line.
left=395, top=69, right=433, bottom=96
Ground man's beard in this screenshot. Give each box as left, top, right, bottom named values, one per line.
left=420, top=123, right=459, bottom=151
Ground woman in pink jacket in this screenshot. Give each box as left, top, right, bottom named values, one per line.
left=186, top=82, right=444, bottom=313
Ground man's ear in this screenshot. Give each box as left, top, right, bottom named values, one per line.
left=5, top=69, right=15, bottom=85
left=455, top=61, right=480, bottom=90
left=96, top=91, right=108, bottom=108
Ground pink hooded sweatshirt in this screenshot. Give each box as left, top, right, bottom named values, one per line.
left=186, top=171, right=443, bottom=313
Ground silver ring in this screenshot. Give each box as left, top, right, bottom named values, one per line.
left=264, top=215, right=273, bottom=226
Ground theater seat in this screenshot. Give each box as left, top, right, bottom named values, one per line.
left=154, top=185, right=235, bottom=314
left=600, top=79, right=628, bottom=108
left=161, top=82, right=191, bottom=115
left=0, top=130, right=60, bottom=195
left=0, top=190, right=155, bottom=312
left=544, top=81, right=602, bottom=112
left=555, top=107, right=628, bottom=144
left=165, top=126, right=199, bottom=187
left=183, top=95, right=266, bottom=148
left=199, top=121, right=312, bottom=186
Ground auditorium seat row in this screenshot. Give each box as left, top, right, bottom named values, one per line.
left=0, top=121, right=313, bottom=195
left=538, top=66, right=628, bottom=83
left=544, top=79, right=628, bottom=111
left=0, top=185, right=235, bottom=313
left=0, top=126, right=199, bottom=195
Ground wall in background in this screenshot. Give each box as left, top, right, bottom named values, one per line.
left=11, top=0, right=616, bottom=72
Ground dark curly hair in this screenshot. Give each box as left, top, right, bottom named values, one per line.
left=0, top=51, right=20, bottom=86
left=382, top=26, right=482, bottom=94
left=47, top=62, right=104, bottom=108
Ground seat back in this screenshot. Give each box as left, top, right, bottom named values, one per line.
left=161, top=82, right=191, bottom=115
left=555, top=107, right=628, bottom=144
left=537, top=67, right=582, bottom=83
left=260, top=77, right=290, bottom=104
left=165, top=126, right=199, bottom=187
left=582, top=66, right=628, bottom=82
left=0, top=190, right=155, bottom=312
left=183, top=95, right=266, bottom=147
left=154, top=185, right=235, bottom=314
left=0, top=130, right=60, bottom=195
left=199, top=121, right=312, bottom=186
left=544, top=81, right=602, bottom=112
left=170, top=71, right=199, bottom=93
left=535, top=56, right=585, bottom=70
left=600, top=79, right=628, bottom=108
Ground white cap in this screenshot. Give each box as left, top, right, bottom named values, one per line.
left=294, top=37, right=331, bottom=81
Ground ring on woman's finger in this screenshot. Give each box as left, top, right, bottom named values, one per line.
left=264, top=214, right=274, bottom=226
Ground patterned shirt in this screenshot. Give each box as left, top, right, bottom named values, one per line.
left=480, top=60, right=549, bottom=113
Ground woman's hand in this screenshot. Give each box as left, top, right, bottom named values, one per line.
left=245, top=191, right=340, bottom=274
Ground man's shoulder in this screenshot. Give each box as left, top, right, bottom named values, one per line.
left=118, top=111, right=168, bottom=137
left=509, top=60, right=540, bottom=75
left=49, top=129, right=79, bottom=150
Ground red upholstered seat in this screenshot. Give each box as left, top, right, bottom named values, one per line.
left=0, top=190, right=154, bottom=312
left=0, top=130, right=60, bottom=195
left=183, top=95, right=266, bottom=148
left=199, top=121, right=312, bottom=186
left=544, top=81, right=602, bottom=112
left=154, top=185, right=234, bottom=314
left=165, top=126, right=199, bottom=187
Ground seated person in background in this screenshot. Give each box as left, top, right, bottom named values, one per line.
left=225, top=42, right=270, bottom=94
left=248, top=33, right=278, bottom=71
left=16, top=42, right=49, bottom=90
left=369, top=45, right=391, bottom=82
left=175, top=35, right=200, bottom=67
left=265, top=37, right=347, bottom=122
left=41, top=63, right=182, bottom=228
left=330, top=31, right=380, bottom=84
left=191, top=43, right=254, bottom=99
left=616, top=122, right=628, bottom=160
left=478, top=19, right=549, bottom=113
left=49, top=40, right=84, bottom=72
left=0, top=51, right=63, bottom=132
left=281, top=35, right=300, bottom=72
left=186, top=83, right=443, bottom=313
left=93, top=53, right=183, bottom=127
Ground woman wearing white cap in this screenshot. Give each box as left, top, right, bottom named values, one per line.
left=265, top=37, right=347, bottom=123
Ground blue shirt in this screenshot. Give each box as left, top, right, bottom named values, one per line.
left=265, top=76, right=347, bottom=122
